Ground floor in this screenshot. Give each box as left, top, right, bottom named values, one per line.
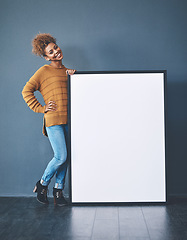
left=0, top=197, right=187, bottom=240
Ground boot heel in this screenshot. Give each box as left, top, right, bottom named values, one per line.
left=33, top=186, right=37, bottom=193
left=33, top=180, right=49, bottom=204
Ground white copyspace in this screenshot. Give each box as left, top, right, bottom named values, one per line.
left=70, top=73, right=166, bottom=202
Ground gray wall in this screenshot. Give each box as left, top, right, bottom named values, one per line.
left=0, top=0, right=187, bottom=198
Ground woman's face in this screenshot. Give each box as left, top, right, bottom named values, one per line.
left=44, top=42, right=63, bottom=61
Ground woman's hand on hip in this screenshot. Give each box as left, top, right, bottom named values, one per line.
left=44, top=101, right=57, bottom=113
left=66, top=69, right=76, bottom=75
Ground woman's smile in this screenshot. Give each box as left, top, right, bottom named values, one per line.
left=55, top=52, right=62, bottom=59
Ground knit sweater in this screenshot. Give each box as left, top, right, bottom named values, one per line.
left=22, top=64, right=68, bottom=136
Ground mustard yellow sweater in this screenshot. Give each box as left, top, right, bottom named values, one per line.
left=22, top=64, right=68, bottom=136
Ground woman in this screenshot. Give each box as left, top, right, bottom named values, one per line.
left=22, top=33, right=75, bottom=206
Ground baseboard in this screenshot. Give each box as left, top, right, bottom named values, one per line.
left=167, top=194, right=187, bottom=203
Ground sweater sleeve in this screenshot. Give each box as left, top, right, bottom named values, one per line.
left=22, top=76, right=45, bottom=113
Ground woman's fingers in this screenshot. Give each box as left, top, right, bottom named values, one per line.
left=66, top=69, right=76, bottom=75
left=48, top=101, right=57, bottom=109
left=49, top=101, right=57, bottom=107
left=45, top=101, right=57, bottom=113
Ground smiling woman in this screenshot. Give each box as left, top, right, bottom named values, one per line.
left=22, top=33, right=76, bottom=206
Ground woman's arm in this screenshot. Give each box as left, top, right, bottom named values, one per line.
left=22, top=77, right=45, bottom=113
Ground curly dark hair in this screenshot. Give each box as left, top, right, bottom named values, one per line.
left=32, top=33, right=56, bottom=57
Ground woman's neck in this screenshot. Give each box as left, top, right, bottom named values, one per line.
left=49, top=61, right=64, bottom=68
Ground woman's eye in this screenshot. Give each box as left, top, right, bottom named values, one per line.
left=54, top=45, right=58, bottom=49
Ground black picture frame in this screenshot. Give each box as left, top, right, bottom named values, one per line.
left=67, top=70, right=167, bottom=205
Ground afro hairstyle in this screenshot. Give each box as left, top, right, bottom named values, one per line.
left=32, top=33, right=57, bottom=57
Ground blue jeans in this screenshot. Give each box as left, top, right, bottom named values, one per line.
left=41, top=124, right=68, bottom=189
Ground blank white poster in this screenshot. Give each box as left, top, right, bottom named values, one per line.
left=70, top=72, right=166, bottom=203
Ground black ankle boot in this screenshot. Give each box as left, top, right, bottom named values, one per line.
left=53, top=187, right=67, bottom=206
left=33, top=180, right=49, bottom=204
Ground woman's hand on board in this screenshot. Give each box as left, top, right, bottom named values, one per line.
left=44, top=101, right=57, bottom=113
left=66, top=69, right=76, bottom=75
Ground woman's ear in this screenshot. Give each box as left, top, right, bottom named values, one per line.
left=44, top=56, right=50, bottom=61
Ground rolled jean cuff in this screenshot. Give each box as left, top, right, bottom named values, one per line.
left=41, top=179, right=50, bottom=186
left=55, top=183, right=63, bottom=189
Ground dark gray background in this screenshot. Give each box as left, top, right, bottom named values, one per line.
left=0, top=0, right=186, bottom=198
